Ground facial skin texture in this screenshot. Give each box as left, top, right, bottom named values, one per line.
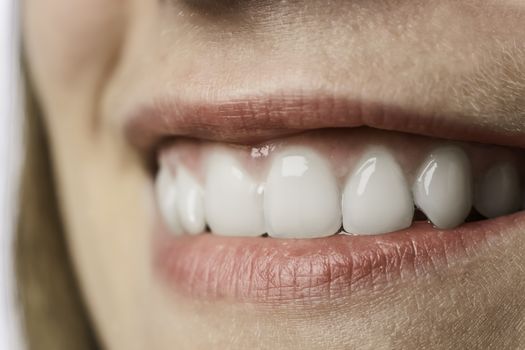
left=24, top=1, right=525, bottom=349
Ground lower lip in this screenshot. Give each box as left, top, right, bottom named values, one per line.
left=154, top=212, right=525, bottom=304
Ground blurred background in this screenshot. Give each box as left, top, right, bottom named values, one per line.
left=1, top=0, right=23, bottom=349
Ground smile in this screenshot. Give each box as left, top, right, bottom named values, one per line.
left=126, top=93, right=525, bottom=304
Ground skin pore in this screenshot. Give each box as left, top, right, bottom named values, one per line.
left=23, top=1, right=525, bottom=349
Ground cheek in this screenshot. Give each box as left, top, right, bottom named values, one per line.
left=24, top=0, right=126, bottom=95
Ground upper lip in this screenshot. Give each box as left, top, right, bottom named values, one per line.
left=125, top=91, right=525, bottom=156
left=132, top=90, right=525, bottom=302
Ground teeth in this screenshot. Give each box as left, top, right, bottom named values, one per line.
left=155, top=165, right=184, bottom=235
left=342, top=148, right=414, bottom=235
left=263, top=147, right=341, bottom=238
left=474, top=162, right=522, bottom=218
left=413, top=146, right=472, bottom=229
left=175, top=166, right=206, bottom=235
left=205, top=151, right=265, bottom=237
left=157, top=142, right=518, bottom=238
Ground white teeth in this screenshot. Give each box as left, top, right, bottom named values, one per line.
left=175, top=166, right=206, bottom=235
left=205, top=151, right=265, bottom=237
left=474, top=162, right=522, bottom=218
left=155, top=165, right=184, bottom=235
left=157, top=142, right=517, bottom=238
left=264, top=147, right=341, bottom=238
left=342, top=148, right=414, bottom=235
left=413, top=146, right=472, bottom=229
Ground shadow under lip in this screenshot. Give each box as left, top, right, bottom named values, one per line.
left=125, top=93, right=525, bottom=160
left=153, top=211, right=525, bottom=305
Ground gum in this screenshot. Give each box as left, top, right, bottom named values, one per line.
left=158, top=128, right=525, bottom=186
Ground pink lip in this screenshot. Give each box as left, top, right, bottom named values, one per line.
left=125, top=92, right=525, bottom=304
left=126, top=93, right=525, bottom=154
left=155, top=213, right=524, bottom=303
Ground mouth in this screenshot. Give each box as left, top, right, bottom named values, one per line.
left=125, top=93, right=525, bottom=304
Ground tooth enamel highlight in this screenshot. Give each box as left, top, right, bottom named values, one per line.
left=342, top=148, right=414, bottom=235
left=155, top=165, right=184, bottom=235
left=156, top=136, right=520, bottom=239
left=413, top=146, right=472, bottom=229
left=474, top=162, right=522, bottom=218
left=176, top=166, right=206, bottom=235
left=264, top=147, right=341, bottom=238
left=205, top=151, right=265, bottom=236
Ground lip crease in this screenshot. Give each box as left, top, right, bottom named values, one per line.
left=125, top=92, right=525, bottom=303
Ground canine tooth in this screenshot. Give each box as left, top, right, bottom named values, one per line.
left=155, top=166, right=184, bottom=235
left=176, top=166, right=206, bottom=235
left=342, top=148, right=414, bottom=235
left=413, top=146, right=472, bottom=229
left=474, top=162, right=522, bottom=218
left=264, top=147, right=341, bottom=238
left=205, top=151, right=265, bottom=237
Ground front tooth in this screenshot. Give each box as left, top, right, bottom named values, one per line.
left=264, top=147, right=341, bottom=238
left=342, top=148, right=414, bottom=235
left=413, top=146, right=472, bottom=229
left=474, top=162, right=522, bottom=218
left=205, top=151, right=265, bottom=237
left=176, top=165, right=206, bottom=235
left=155, top=165, right=184, bottom=235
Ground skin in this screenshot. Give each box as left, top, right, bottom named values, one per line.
left=23, top=0, right=525, bottom=349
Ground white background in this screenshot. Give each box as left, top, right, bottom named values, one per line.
left=1, top=0, right=24, bottom=348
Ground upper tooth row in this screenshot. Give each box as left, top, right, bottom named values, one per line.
left=155, top=146, right=524, bottom=238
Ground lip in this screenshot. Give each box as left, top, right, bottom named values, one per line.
left=125, top=92, right=525, bottom=303
left=155, top=213, right=525, bottom=304
left=126, top=93, right=525, bottom=155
